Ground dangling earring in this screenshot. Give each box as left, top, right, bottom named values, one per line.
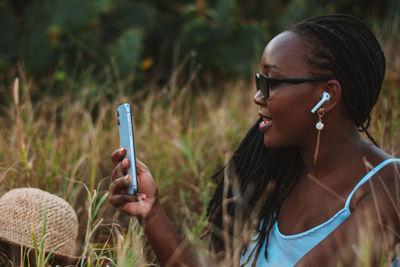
left=314, top=107, right=325, bottom=165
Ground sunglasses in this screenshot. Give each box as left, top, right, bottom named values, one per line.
left=255, top=73, right=329, bottom=99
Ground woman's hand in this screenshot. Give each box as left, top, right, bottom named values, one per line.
left=109, top=148, right=158, bottom=220
left=109, top=148, right=200, bottom=267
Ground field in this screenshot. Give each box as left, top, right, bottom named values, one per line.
left=0, top=23, right=399, bottom=266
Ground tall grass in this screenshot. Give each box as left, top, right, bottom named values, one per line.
left=373, top=17, right=400, bottom=156
left=0, top=22, right=399, bottom=266
left=0, top=65, right=257, bottom=265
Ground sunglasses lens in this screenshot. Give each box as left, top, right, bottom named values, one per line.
left=255, top=74, right=260, bottom=91
left=259, top=75, right=269, bottom=99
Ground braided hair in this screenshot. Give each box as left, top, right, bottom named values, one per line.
left=288, top=14, right=386, bottom=145
left=206, top=14, right=386, bottom=264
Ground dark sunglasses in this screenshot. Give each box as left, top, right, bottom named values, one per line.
left=255, top=73, right=329, bottom=99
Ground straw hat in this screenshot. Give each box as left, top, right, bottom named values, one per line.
left=0, top=188, right=80, bottom=264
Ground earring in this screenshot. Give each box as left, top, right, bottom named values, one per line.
left=314, top=107, right=325, bottom=165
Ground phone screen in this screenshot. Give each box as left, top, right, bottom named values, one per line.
left=117, top=103, right=138, bottom=195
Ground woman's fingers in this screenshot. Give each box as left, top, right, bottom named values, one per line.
left=111, top=159, right=130, bottom=182
left=109, top=175, right=130, bottom=194
left=109, top=193, right=136, bottom=208
left=109, top=178, right=148, bottom=209
left=135, top=158, right=150, bottom=174
left=111, top=148, right=126, bottom=166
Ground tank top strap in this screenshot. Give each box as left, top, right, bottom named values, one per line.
left=344, top=158, right=400, bottom=210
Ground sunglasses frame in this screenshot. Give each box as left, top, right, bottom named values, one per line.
left=255, top=73, right=329, bottom=99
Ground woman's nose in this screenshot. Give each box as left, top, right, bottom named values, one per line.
left=254, top=90, right=266, bottom=105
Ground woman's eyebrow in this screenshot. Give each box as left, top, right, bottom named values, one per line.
left=263, top=64, right=282, bottom=71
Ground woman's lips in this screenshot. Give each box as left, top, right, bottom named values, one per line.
left=259, top=117, right=272, bottom=131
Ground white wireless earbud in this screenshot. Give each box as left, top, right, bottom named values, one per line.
left=311, top=92, right=331, bottom=113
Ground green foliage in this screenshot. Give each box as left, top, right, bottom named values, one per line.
left=279, top=0, right=329, bottom=29
left=0, top=7, right=19, bottom=61
left=0, top=0, right=269, bottom=88
left=219, top=24, right=266, bottom=75
left=215, top=0, right=235, bottom=38
left=387, top=0, right=400, bottom=19
left=280, top=0, right=391, bottom=29
left=0, top=6, right=19, bottom=77
left=23, top=0, right=112, bottom=73
left=0, top=0, right=395, bottom=95
left=180, top=0, right=267, bottom=75
left=110, top=29, right=143, bottom=77
left=107, top=1, right=157, bottom=33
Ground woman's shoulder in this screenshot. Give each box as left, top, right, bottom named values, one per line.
left=367, top=156, right=400, bottom=191
left=350, top=149, right=400, bottom=223
left=359, top=142, right=399, bottom=182
left=365, top=145, right=400, bottom=185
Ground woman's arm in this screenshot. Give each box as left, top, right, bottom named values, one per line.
left=109, top=148, right=199, bottom=267
left=141, top=199, right=199, bottom=266
left=297, top=163, right=400, bottom=266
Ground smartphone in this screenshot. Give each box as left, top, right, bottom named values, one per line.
left=117, top=103, right=138, bottom=195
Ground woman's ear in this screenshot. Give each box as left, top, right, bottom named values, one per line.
left=320, top=79, right=342, bottom=112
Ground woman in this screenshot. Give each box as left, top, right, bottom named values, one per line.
left=109, top=14, right=400, bottom=266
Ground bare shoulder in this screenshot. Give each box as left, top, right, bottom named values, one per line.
left=351, top=157, right=400, bottom=225
left=351, top=142, right=400, bottom=205
left=297, top=158, right=400, bottom=266
left=365, top=158, right=400, bottom=195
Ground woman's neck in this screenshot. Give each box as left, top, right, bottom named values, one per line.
left=300, top=122, right=368, bottom=180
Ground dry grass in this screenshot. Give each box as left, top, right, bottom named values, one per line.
left=0, top=70, right=257, bottom=265
left=0, top=22, right=399, bottom=266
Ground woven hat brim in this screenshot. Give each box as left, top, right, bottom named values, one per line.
left=0, top=235, right=82, bottom=266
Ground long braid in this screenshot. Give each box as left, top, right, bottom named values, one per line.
left=359, top=116, right=379, bottom=147
left=206, top=120, right=301, bottom=258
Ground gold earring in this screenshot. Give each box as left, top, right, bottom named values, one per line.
left=314, top=107, right=325, bottom=165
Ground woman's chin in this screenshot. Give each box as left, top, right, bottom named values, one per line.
left=263, top=133, right=290, bottom=149
left=263, top=136, right=278, bottom=148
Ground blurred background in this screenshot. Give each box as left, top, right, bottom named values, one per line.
left=0, top=0, right=399, bottom=265
left=1, top=0, right=399, bottom=95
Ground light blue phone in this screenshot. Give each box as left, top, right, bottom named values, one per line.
left=117, top=103, right=138, bottom=195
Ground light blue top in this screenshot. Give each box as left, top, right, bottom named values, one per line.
left=241, top=158, right=400, bottom=267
